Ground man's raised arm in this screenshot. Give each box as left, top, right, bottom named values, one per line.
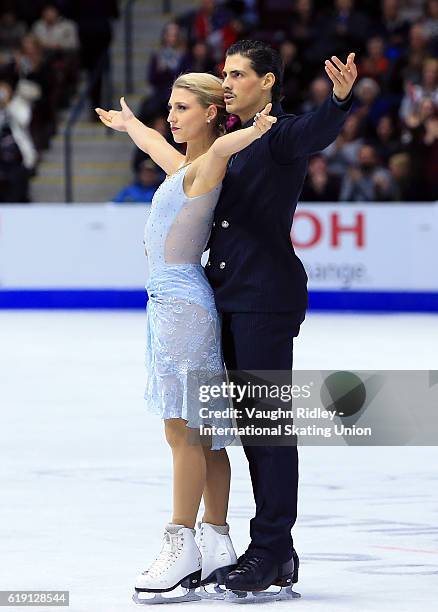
left=269, top=52, right=357, bottom=163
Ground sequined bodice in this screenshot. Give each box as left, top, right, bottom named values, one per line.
left=144, top=166, right=222, bottom=273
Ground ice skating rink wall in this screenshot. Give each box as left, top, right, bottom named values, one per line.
left=0, top=203, right=437, bottom=311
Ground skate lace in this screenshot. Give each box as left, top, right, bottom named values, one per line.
left=143, top=531, right=183, bottom=578
left=237, top=555, right=264, bottom=573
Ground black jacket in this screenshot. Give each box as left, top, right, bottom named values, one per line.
left=205, top=95, right=352, bottom=312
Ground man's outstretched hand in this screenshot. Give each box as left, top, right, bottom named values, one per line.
left=325, top=52, right=357, bottom=101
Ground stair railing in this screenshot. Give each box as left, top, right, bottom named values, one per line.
left=124, top=0, right=137, bottom=93
left=63, top=49, right=113, bottom=203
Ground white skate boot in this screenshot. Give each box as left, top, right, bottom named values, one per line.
left=197, top=522, right=238, bottom=600
left=133, top=524, right=202, bottom=605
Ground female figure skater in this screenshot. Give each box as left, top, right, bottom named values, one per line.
left=95, top=73, right=276, bottom=604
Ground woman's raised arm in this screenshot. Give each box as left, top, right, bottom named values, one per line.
left=95, top=97, right=184, bottom=175
left=193, top=103, right=277, bottom=192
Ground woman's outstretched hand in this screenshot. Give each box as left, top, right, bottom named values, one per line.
left=252, top=103, right=277, bottom=137
left=95, top=96, right=135, bottom=132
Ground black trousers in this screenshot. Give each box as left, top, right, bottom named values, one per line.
left=221, top=311, right=305, bottom=563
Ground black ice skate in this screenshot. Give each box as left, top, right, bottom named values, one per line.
left=224, top=550, right=301, bottom=603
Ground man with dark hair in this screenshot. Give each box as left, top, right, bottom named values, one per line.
left=205, top=39, right=357, bottom=598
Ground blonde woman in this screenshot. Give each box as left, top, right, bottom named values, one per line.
left=95, top=73, right=276, bottom=604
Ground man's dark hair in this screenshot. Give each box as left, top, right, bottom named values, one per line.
left=225, top=40, right=283, bottom=103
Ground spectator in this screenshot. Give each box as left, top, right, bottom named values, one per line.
left=372, top=114, right=402, bottom=162
left=32, top=4, right=79, bottom=54
left=300, top=154, right=341, bottom=201
left=0, top=78, right=36, bottom=202
left=148, top=22, right=186, bottom=104
left=3, top=0, right=47, bottom=28
left=182, top=0, right=246, bottom=63
left=300, top=76, right=331, bottom=113
left=190, top=0, right=231, bottom=46
left=227, top=0, right=258, bottom=29
left=401, top=22, right=431, bottom=85
left=354, top=76, right=394, bottom=134
left=72, top=0, right=119, bottom=115
left=399, top=58, right=438, bottom=122
left=399, top=0, right=425, bottom=22
left=339, top=143, right=393, bottom=201
left=422, top=0, right=438, bottom=53
left=322, top=113, right=364, bottom=176
left=218, top=16, right=244, bottom=59
left=402, top=96, right=438, bottom=198
left=313, top=0, right=371, bottom=60
left=357, top=35, right=391, bottom=88
left=32, top=4, right=79, bottom=108
left=420, top=109, right=438, bottom=197
left=0, top=11, right=26, bottom=59
left=112, top=159, right=164, bottom=204
left=178, top=40, right=216, bottom=74
left=387, top=152, right=424, bottom=200
left=289, top=0, right=319, bottom=56
left=14, top=33, right=54, bottom=150
left=279, top=40, right=304, bottom=112
left=374, top=0, right=410, bottom=55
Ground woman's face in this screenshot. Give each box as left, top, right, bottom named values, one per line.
left=167, top=87, right=216, bottom=144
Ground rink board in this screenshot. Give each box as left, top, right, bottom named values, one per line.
left=0, top=203, right=437, bottom=311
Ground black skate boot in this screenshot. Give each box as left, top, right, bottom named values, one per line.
left=224, top=550, right=300, bottom=603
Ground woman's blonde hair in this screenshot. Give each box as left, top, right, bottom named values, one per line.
left=172, top=72, right=227, bottom=135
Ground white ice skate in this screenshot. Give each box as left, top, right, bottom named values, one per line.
left=133, top=524, right=202, bottom=605
left=197, top=521, right=238, bottom=600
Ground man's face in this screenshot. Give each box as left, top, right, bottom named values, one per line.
left=222, top=54, right=270, bottom=117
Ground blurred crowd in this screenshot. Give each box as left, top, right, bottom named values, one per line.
left=1, top=0, right=436, bottom=204
left=134, top=0, right=437, bottom=203
left=0, top=0, right=118, bottom=202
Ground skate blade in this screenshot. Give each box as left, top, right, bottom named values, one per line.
left=198, top=584, right=227, bottom=600
left=224, top=586, right=301, bottom=604
left=133, top=588, right=201, bottom=605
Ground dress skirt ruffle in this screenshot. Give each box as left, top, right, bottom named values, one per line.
left=144, top=264, right=234, bottom=450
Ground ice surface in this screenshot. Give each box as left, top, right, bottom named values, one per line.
left=1, top=312, right=437, bottom=611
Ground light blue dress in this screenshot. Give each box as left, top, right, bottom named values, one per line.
left=143, top=165, right=234, bottom=450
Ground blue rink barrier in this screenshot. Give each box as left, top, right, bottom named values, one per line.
left=1, top=290, right=438, bottom=312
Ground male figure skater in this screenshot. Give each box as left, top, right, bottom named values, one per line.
left=205, top=40, right=357, bottom=593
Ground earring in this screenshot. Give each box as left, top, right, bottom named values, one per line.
left=207, top=119, right=211, bottom=123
